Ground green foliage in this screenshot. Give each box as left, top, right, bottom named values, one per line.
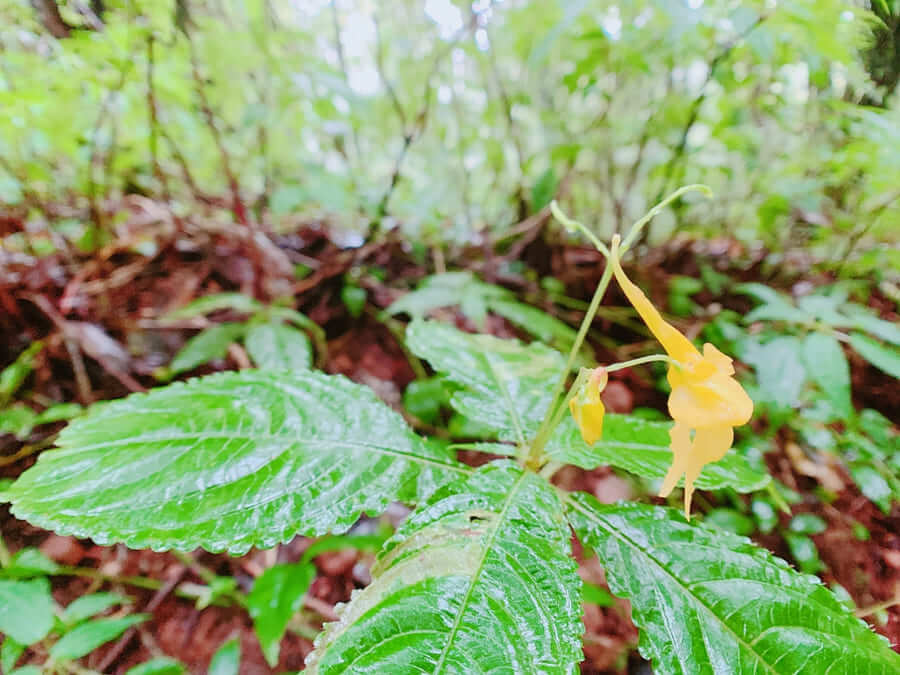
left=406, top=319, right=566, bottom=444
left=209, top=639, right=241, bottom=675
left=50, top=615, right=147, bottom=661
left=545, top=414, right=770, bottom=492
left=7, top=370, right=464, bottom=553
left=167, top=322, right=248, bottom=376
left=0, top=579, right=55, bottom=645
left=567, top=495, right=900, bottom=675
left=0, top=342, right=43, bottom=406
left=124, top=658, right=186, bottom=675
left=390, top=272, right=583, bottom=356
left=160, top=293, right=319, bottom=377
left=307, top=462, right=583, bottom=673
left=61, top=592, right=130, bottom=626
left=244, top=321, right=313, bottom=371
left=247, top=562, right=316, bottom=666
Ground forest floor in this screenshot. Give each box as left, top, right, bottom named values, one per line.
left=1, top=198, right=898, bottom=673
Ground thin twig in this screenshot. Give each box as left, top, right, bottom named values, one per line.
left=371, top=10, right=475, bottom=230
left=185, top=30, right=251, bottom=228
left=96, top=565, right=187, bottom=672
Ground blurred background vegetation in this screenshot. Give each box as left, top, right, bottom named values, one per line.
left=1, top=0, right=898, bottom=277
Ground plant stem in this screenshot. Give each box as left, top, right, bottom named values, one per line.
left=605, top=354, right=672, bottom=373
left=620, top=184, right=711, bottom=254
left=526, top=262, right=614, bottom=466
left=855, top=594, right=900, bottom=618
left=550, top=201, right=610, bottom=258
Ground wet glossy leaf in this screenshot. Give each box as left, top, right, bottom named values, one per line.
left=8, top=371, right=465, bottom=553
left=567, top=495, right=900, bottom=675
left=50, top=615, right=147, bottom=660
left=407, top=320, right=564, bottom=444
left=247, top=562, right=315, bottom=666
left=545, top=414, right=770, bottom=492
left=307, top=462, right=583, bottom=673
left=849, top=333, right=900, bottom=379
left=0, top=578, right=55, bottom=645
left=245, top=322, right=312, bottom=371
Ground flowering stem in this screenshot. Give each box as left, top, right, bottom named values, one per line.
left=549, top=201, right=611, bottom=258
left=526, top=260, right=614, bottom=467
left=605, top=354, right=673, bottom=372
left=619, top=184, right=711, bottom=254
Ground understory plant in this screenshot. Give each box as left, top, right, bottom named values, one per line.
left=3, top=189, right=899, bottom=674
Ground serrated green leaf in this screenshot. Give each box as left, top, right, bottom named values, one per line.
left=62, top=592, right=129, bottom=625
left=0, top=578, right=55, bottom=645
left=245, top=322, right=312, bottom=371
left=209, top=638, right=241, bottom=675
left=567, top=495, right=900, bottom=675
left=168, top=323, right=247, bottom=376
left=849, top=333, right=900, bottom=379
left=50, top=615, right=147, bottom=660
left=802, top=333, right=852, bottom=419
left=407, top=320, right=564, bottom=444
left=307, top=462, right=583, bottom=673
left=164, top=293, right=263, bottom=319
left=7, top=371, right=466, bottom=554
left=545, top=414, right=771, bottom=492
left=248, top=563, right=315, bottom=666
left=124, top=658, right=185, bottom=675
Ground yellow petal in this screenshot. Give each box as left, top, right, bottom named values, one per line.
left=569, top=369, right=607, bottom=445
left=660, top=423, right=734, bottom=517
left=660, top=421, right=692, bottom=498
left=668, top=373, right=753, bottom=429
left=611, top=256, right=699, bottom=363
left=682, top=425, right=734, bottom=516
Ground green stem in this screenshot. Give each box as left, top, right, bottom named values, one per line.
left=550, top=201, right=610, bottom=258
left=619, top=184, right=711, bottom=254
left=605, top=354, right=672, bottom=373
left=526, top=261, right=614, bottom=466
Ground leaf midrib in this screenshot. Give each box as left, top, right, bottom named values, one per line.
left=52, top=433, right=468, bottom=474
left=567, top=497, right=780, bottom=675
left=431, top=471, right=528, bottom=674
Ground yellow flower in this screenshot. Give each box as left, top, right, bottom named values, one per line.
left=611, top=240, right=753, bottom=516
left=569, top=368, right=608, bottom=445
